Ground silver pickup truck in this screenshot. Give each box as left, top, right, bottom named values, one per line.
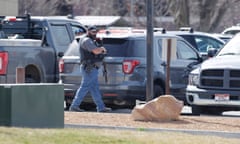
left=186, top=33, right=240, bottom=115
left=0, top=14, right=86, bottom=83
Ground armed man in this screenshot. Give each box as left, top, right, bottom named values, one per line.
left=69, top=26, right=111, bottom=112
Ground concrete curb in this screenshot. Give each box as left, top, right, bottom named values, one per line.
left=65, top=124, right=240, bottom=139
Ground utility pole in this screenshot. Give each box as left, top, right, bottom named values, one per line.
left=146, top=0, right=154, bottom=102
left=130, top=0, right=134, bottom=26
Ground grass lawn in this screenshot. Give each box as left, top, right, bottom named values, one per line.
left=0, top=127, right=239, bottom=144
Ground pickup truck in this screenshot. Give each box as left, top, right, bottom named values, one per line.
left=186, top=33, right=240, bottom=115
left=0, top=14, right=86, bottom=83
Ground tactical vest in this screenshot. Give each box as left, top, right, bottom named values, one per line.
left=79, top=36, right=105, bottom=65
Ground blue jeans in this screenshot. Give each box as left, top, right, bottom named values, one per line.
left=71, top=66, right=106, bottom=112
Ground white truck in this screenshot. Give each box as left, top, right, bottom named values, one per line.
left=186, top=33, right=240, bottom=115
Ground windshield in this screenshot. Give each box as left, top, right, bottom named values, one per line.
left=217, top=34, right=240, bottom=56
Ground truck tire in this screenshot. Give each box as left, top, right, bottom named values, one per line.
left=202, top=106, right=223, bottom=115
left=25, top=66, right=41, bottom=83
left=192, top=105, right=223, bottom=116
left=65, top=98, right=72, bottom=110
left=191, top=105, right=201, bottom=116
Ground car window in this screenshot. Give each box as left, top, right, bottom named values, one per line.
left=178, top=35, right=197, bottom=49
left=71, top=24, right=86, bottom=36
left=194, top=36, right=224, bottom=53
left=51, top=24, right=71, bottom=46
left=177, top=40, right=198, bottom=60
left=103, top=38, right=146, bottom=57
left=103, top=38, right=128, bottom=57
left=157, top=38, right=198, bottom=60
left=1, top=19, right=43, bottom=39
left=31, top=21, right=43, bottom=39
left=127, top=39, right=146, bottom=57
left=64, top=39, right=80, bottom=56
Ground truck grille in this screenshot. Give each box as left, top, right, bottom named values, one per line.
left=200, top=69, right=240, bottom=90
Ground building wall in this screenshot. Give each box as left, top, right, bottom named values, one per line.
left=0, top=0, right=18, bottom=16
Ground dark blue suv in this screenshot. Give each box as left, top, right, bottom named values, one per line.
left=59, top=28, right=202, bottom=109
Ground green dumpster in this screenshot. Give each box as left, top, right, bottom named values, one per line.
left=0, top=83, right=64, bottom=128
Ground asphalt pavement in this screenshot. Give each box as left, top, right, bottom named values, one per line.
left=64, top=105, right=240, bottom=139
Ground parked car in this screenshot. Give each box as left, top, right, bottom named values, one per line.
left=59, top=27, right=203, bottom=109
left=186, top=33, right=240, bottom=115
left=210, top=33, right=233, bottom=43
left=221, top=24, right=240, bottom=35
left=163, top=28, right=226, bottom=60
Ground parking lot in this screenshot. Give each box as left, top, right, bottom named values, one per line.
left=113, top=106, right=240, bottom=117
left=65, top=108, right=240, bottom=139
left=65, top=101, right=240, bottom=117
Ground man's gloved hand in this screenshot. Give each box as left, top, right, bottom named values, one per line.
left=101, top=47, right=107, bottom=54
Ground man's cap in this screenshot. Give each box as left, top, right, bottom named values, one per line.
left=88, top=26, right=98, bottom=32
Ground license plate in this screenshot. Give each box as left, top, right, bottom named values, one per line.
left=214, top=94, right=230, bottom=101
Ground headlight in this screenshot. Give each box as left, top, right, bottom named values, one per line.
left=188, top=73, right=199, bottom=86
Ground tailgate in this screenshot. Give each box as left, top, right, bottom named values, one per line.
left=98, top=57, right=125, bottom=85
left=61, top=56, right=82, bottom=85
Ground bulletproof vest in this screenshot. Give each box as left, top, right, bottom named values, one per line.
left=80, top=36, right=105, bottom=65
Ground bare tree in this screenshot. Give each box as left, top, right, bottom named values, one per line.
left=113, top=0, right=129, bottom=16
left=55, top=0, right=73, bottom=15
left=18, top=0, right=240, bottom=32
left=19, top=0, right=38, bottom=15
left=197, top=0, right=228, bottom=32
left=166, top=0, right=190, bottom=28
left=19, top=0, right=73, bottom=16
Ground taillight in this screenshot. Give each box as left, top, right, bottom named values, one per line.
left=122, top=60, right=140, bottom=74
left=8, top=17, right=17, bottom=22
left=59, top=59, right=64, bottom=73
left=0, top=52, right=8, bottom=75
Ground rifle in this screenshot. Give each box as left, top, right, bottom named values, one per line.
left=96, top=38, right=108, bottom=83
left=102, top=61, right=108, bottom=83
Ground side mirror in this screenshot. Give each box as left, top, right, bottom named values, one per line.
left=207, top=48, right=218, bottom=58
left=198, top=56, right=203, bottom=63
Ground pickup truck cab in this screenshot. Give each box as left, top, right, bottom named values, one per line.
left=0, top=14, right=86, bottom=83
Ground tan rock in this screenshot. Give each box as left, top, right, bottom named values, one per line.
left=131, top=95, right=183, bottom=121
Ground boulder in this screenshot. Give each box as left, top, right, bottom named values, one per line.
left=131, top=95, right=183, bottom=121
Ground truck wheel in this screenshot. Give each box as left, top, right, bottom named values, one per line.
left=25, top=66, right=41, bottom=83
left=65, top=100, right=71, bottom=110
left=154, top=84, right=164, bottom=98
left=191, top=105, right=201, bottom=116
left=202, top=106, right=223, bottom=115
